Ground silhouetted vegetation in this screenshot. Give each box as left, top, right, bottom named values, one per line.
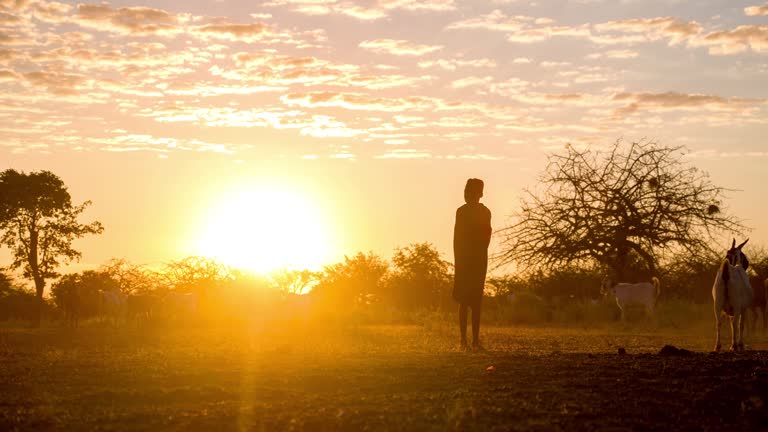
left=496, top=140, right=744, bottom=281
left=0, top=169, right=103, bottom=326
left=0, top=157, right=761, bottom=329
left=16, top=240, right=763, bottom=328
left=0, top=271, right=43, bottom=322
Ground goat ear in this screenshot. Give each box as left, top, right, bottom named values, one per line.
left=732, top=238, right=736, bottom=249
left=737, top=238, right=749, bottom=249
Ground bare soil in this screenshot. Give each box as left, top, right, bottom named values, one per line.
left=1, top=325, right=767, bottom=431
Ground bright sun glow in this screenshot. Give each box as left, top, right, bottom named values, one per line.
left=196, top=186, right=332, bottom=274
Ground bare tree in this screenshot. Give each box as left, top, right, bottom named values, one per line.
left=100, top=258, right=160, bottom=294
left=161, top=256, right=232, bottom=293
left=270, top=269, right=319, bottom=296
left=496, top=140, right=744, bottom=281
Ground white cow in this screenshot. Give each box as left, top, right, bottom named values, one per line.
left=164, top=292, right=198, bottom=315
left=713, top=239, right=753, bottom=352
left=99, top=289, right=126, bottom=326
left=601, top=276, right=661, bottom=321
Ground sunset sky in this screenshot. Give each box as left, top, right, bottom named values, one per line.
left=1, top=0, right=767, bottom=277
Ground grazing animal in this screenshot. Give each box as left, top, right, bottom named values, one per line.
left=747, top=275, right=767, bottom=332
left=713, top=238, right=753, bottom=352
left=601, top=276, right=661, bottom=321
left=126, top=294, right=158, bottom=327
left=99, top=289, right=127, bottom=326
left=164, top=292, right=198, bottom=315
left=62, top=285, right=81, bottom=328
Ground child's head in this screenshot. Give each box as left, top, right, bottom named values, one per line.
left=464, top=178, right=484, bottom=203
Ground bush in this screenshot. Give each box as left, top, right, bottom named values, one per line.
left=496, top=292, right=551, bottom=325
left=551, top=299, right=617, bottom=324
left=0, top=283, right=50, bottom=322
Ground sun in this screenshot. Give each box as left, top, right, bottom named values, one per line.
left=195, top=186, right=332, bottom=274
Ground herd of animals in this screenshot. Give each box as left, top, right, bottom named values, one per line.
left=62, top=289, right=197, bottom=328
left=60, top=239, right=766, bottom=352
left=601, top=238, right=767, bottom=352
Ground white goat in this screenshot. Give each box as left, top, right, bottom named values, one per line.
left=713, top=238, right=753, bottom=352
left=601, top=276, right=661, bottom=321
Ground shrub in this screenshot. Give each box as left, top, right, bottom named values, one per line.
left=497, top=292, right=551, bottom=325
left=551, top=299, right=617, bottom=324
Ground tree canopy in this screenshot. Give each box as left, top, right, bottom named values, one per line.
left=386, top=242, right=453, bottom=311
left=312, top=252, right=389, bottom=306
left=496, top=140, right=744, bottom=281
left=0, top=169, right=103, bottom=325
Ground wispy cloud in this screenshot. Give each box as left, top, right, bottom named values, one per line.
left=359, top=39, right=443, bottom=56
left=263, top=0, right=455, bottom=21
left=745, top=2, right=768, bottom=16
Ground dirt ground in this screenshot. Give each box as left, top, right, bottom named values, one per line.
left=1, top=324, right=768, bottom=431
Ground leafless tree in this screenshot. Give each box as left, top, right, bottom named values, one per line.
left=496, top=139, right=745, bottom=281
left=161, top=256, right=232, bottom=293
left=271, top=269, right=319, bottom=296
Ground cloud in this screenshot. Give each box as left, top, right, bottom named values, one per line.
left=0, top=11, right=21, bottom=24
left=29, top=1, right=73, bottom=23
left=693, top=25, right=768, bottom=55
left=594, top=17, right=702, bottom=45
left=338, top=5, right=387, bottom=20
left=0, top=67, right=19, bottom=80
left=586, top=49, right=639, bottom=59
left=433, top=116, right=488, bottom=128
left=343, top=74, right=433, bottom=89
left=0, top=1, right=31, bottom=12
left=0, top=48, right=25, bottom=63
left=375, top=148, right=432, bottom=159
left=72, top=4, right=184, bottom=36
left=220, top=50, right=428, bottom=89
left=281, top=91, right=434, bottom=111
left=0, top=32, right=36, bottom=46
left=189, top=22, right=326, bottom=47
left=745, top=3, right=768, bottom=16
left=22, top=70, right=90, bottom=95
left=359, top=39, right=442, bottom=56
left=264, top=0, right=455, bottom=20
left=92, top=134, right=235, bottom=154
left=140, top=105, right=365, bottom=140
left=190, top=22, right=270, bottom=43
left=612, top=91, right=762, bottom=116
left=417, top=58, right=496, bottom=70
left=445, top=10, right=765, bottom=56
left=445, top=10, right=531, bottom=32
left=450, top=76, right=494, bottom=90
left=445, top=10, right=590, bottom=43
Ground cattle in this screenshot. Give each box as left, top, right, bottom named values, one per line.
left=601, top=276, right=661, bottom=321
left=61, top=285, right=81, bottom=328
left=747, top=275, right=767, bottom=333
left=163, top=292, right=198, bottom=316
left=126, top=294, right=159, bottom=327
left=713, top=239, right=753, bottom=352
left=99, top=289, right=126, bottom=326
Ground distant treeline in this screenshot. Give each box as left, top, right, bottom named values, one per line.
left=1, top=242, right=767, bottom=326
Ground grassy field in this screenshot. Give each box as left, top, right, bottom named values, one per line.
left=2, top=321, right=768, bottom=431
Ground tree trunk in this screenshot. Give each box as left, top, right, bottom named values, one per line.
left=614, top=249, right=628, bottom=281
left=29, top=223, right=43, bottom=327
left=33, top=278, right=45, bottom=328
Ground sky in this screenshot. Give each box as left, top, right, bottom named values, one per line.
left=1, top=0, right=767, bottom=277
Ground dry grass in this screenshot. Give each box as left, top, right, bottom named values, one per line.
left=2, top=322, right=768, bottom=431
